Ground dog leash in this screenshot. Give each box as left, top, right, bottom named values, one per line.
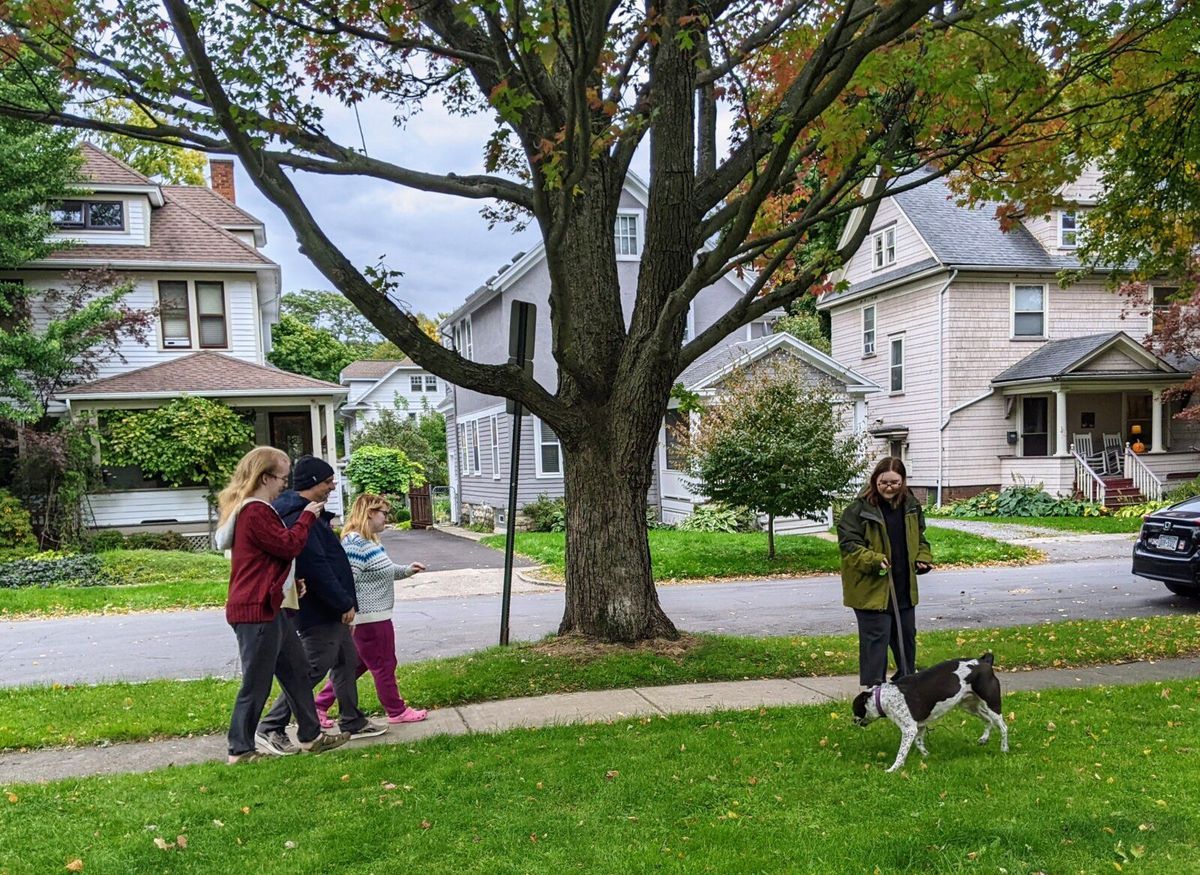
left=884, top=564, right=911, bottom=678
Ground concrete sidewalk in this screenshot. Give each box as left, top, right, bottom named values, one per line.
left=3, top=656, right=1196, bottom=785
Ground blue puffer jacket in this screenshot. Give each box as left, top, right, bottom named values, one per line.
left=272, top=490, right=357, bottom=630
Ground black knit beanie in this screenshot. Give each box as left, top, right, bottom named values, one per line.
left=292, top=455, right=335, bottom=491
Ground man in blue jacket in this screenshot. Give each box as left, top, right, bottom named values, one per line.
left=254, top=456, right=387, bottom=756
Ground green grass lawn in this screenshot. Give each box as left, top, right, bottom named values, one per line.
left=484, top=526, right=1034, bottom=581
left=926, top=514, right=1146, bottom=534
left=1, top=681, right=1196, bottom=873
left=0, top=550, right=229, bottom=619
left=5, top=614, right=1199, bottom=752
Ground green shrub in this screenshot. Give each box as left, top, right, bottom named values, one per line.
left=677, top=502, right=760, bottom=533
left=80, top=530, right=128, bottom=553
left=0, top=489, right=37, bottom=554
left=465, top=520, right=495, bottom=534
left=1165, top=476, right=1200, bottom=502
left=376, top=494, right=412, bottom=524
left=345, top=445, right=425, bottom=495
left=433, top=497, right=451, bottom=523
left=0, top=553, right=120, bottom=589
left=646, top=506, right=674, bottom=530
left=124, top=531, right=193, bottom=552
left=944, top=483, right=1106, bottom=518
left=1112, top=500, right=1170, bottom=519
left=522, top=494, right=566, bottom=532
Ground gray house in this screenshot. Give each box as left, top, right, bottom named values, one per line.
left=817, top=170, right=1200, bottom=505
left=438, top=173, right=869, bottom=529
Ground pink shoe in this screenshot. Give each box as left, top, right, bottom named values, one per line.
left=388, top=707, right=427, bottom=724
left=316, top=708, right=335, bottom=730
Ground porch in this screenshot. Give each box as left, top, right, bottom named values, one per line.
left=58, top=352, right=347, bottom=530
left=1000, top=449, right=1200, bottom=505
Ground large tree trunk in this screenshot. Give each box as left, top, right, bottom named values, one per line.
left=558, top=421, right=678, bottom=642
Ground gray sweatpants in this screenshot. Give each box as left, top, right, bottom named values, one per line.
left=227, top=611, right=322, bottom=755
left=257, top=619, right=368, bottom=735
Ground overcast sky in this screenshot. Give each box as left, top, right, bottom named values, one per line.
left=229, top=97, right=655, bottom=322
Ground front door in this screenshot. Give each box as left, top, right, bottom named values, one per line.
left=270, top=412, right=313, bottom=460
left=1022, top=397, right=1049, bottom=457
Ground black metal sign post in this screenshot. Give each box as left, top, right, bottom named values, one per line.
left=500, top=300, right=535, bottom=645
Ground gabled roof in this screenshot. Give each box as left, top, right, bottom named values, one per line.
left=58, top=352, right=346, bottom=399
left=78, top=142, right=155, bottom=186
left=41, top=190, right=275, bottom=268
left=991, top=332, right=1184, bottom=386
left=341, top=359, right=416, bottom=380
left=680, top=332, right=878, bottom=396
left=163, top=185, right=267, bottom=245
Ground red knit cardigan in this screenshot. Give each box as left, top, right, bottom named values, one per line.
left=225, top=501, right=316, bottom=624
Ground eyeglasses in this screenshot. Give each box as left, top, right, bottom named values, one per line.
left=265, top=472, right=288, bottom=483
left=369, top=508, right=389, bottom=516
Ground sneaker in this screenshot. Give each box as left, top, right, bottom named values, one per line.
left=227, top=751, right=266, bottom=765
left=299, top=731, right=349, bottom=754
left=346, top=718, right=389, bottom=740
left=255, top=730, right=300, bottom=757
left=388, top=707, right=428, bottom=724
left=316, top=708, right=335, bottom=730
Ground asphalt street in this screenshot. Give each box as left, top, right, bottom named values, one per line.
left=3, top=557, right=1195, bottom=687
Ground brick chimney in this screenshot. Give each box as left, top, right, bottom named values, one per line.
left=209, top=158, right=236, bottom=203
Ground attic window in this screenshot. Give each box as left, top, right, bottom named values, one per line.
left=872, top=226, right=895, bottom=269
left=1059, top=210, right=1077, bottom=248
left=51, top=199, right=125, bottom=231
left=615, top=213, right=640, bottom=257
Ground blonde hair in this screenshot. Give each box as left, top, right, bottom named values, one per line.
left=216, top=446, right=290, bottom=528
left=342, top=493, right=390, bottom=542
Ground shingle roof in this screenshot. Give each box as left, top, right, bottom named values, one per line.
left=161, top=185, right=264, bottom=228
left=341, top=359, right=415, bottom=379
left=43, top=192, right=274, bottom=267
left=892, top=174, right=1078, bottom=271
left=59, top=352, right=346, bottom=397
left=991, top=332, right=1184, bottom=385
left=78, top=142, right=154, bottom=186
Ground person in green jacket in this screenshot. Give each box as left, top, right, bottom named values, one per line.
left=837, top=456, right=934, bottom=687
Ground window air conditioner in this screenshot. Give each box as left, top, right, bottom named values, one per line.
left=163, top=338, right=190, bottom=348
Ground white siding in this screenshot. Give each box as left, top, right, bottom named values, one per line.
left=87, top=487, right=210, bottom=527
left=357, top=368, right=442, bottom=419
left=840, top=198, right=934, bottom=287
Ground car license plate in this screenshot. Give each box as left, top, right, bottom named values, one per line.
left=1157, top=534, right=1179, bottom=551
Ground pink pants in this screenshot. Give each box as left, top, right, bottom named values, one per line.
left=314, top=620, right=406, bottom=718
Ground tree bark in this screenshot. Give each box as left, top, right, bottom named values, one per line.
left=558, top=423, right=678, bottom=642
left=768, top=512, right=776, bottom=559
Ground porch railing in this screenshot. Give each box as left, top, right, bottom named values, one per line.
left=1125, top=446, right=1164, bottom=502
left=1071, top=446, right=1107, bottom=504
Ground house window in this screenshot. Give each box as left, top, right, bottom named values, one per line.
left=195, top=281, right=227, bottom=348
left=468, top=420, right=481, bottom=475
left=50, top=199, right=125, bottom=231
left=534, top=418, right=563, bottom=476
left=862, top=305, right=876, bottom=356
left=1012, top=284, right=1046, bottom=338
left=1151, top=286, right=1177, bottom=335
left=425, top=375, right=437, bottom=392
left=664, top=409, right=689, bottom=471
left=453, top=317, right=473, bottom=361
left=490, top=414, right=502, bottom=479
left=1059, top=210, right=1077, bottom=248
left=158, top=281, right=191, bottom=348
left=889, top=336, right=904, bottom=393
left=411, top=375, right=424, bottom=392
left=615, top=213, right=640, bottom=257
left=872, top=226, right=896, bottom=270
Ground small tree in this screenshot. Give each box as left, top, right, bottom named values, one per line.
left=267, top=314, right=358, bottom=384
left=104, top=396, right=254, bottom=529
left=352, top=405, right=448, bottom=486
left=344, top=445, right=425, bottom=498
left=685, top=360, right=866, bottom=559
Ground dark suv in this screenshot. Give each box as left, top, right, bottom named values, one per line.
left=1132, top=496, right=1200, bottom=598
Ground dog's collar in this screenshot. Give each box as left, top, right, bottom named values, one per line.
left=873, top=685, right=886, bottom=718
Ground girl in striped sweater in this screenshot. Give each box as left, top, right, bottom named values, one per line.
left=314, top=493, right=428, bottom=724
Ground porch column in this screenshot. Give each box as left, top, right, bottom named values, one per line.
left=1054, top=388, right=1068, bottom=457
left=1151, top=389, right=1165, bottom=453
left=309, top=401, right=321, bottom=458
left=323, top=400, right=338, bottom=464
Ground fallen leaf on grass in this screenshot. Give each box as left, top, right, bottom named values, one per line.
left=176, top=835, right=187, bottom=849
left=420, top=820, right=432, bottom=830
left=152, top=838, right=173, bottom=851
left=65, top=861, right=83, bottom=872
left=6, top=793, right=17, bottom=803
left=605, top=770, right=619, bottom=780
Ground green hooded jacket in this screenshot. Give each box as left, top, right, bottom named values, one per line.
left=837, top=494, right=933, bottom=611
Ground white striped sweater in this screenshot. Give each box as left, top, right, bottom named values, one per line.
left=341, top=532, right=417, bottom=624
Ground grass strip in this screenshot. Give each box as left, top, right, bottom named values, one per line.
left=1, top=682, right=1197, bottom=873
left=3, top=614, right=1198, bottom=752
left=483, top=526, right=1035, bottom=581
left=925, top=514, right=1145, bottom=533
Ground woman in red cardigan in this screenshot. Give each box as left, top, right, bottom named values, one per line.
left=214, top=447, right=348, bottom=763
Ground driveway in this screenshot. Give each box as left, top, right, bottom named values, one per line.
left=379, top=527, right=534, bottom=572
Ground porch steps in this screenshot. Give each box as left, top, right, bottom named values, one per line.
left=1100, top=477, right=1144, bottom=508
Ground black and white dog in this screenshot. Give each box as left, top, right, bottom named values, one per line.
left=851, top=653, right=1009, bottom=772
